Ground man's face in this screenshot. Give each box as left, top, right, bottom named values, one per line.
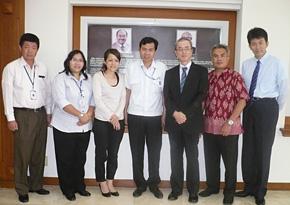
left=116, top=30, right=127, bottom=45
left=211, top=48, right=229, bottom=71
left=19, top=41, right=38, bottom=62
left=175, top=40, right=193, bottom=65
left=249, top=37, right=268, bottom=59
left=139, top=42, right=156, bottom=65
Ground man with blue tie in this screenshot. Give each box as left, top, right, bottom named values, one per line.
left=163, top=37, right=208, bottom=203
left=235, top=27, right=289, bottom=205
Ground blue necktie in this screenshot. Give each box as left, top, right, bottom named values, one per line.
left=180, top=67, right=187, bottom=92
left=248, top=60, right=260, bottom=105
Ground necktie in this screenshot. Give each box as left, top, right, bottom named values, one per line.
left=248, top=60, right=260, bottom=105
left=121, top=45, right=125, bottom=51
left=180, top=67, right=187, bottom=92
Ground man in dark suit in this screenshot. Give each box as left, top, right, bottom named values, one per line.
left=163, top=37, right=208, bottom=203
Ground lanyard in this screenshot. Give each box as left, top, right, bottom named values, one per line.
left=71, top=77, right=83, bottom=97
left=141, top=66, right=158, bottom=80
left=23, top=66, right=35, bottom=89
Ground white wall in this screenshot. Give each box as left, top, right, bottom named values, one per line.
left=25, top=0, right=290, bottom=183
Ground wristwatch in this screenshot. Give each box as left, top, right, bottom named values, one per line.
left=227, top=120, right=234, bottom=126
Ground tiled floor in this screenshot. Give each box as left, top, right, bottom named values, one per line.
left=1, top=185, right=290, bottom=204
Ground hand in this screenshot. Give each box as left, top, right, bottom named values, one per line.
left=47, top=114, right=52, bottom=127
left=110, top=114, right=119, bottom=125
left=173, top=111, right=187, bottom=124
left=124, top=110, right=128, bottom=125
left=221, top=122, right=232, bottom=136
left=110, top=114, right=120, bottom=130
left=78, top=113, right=91, bottom=126
left=112, top=121, right=121, bottom=130
left=8, top=121, right=18, bottom=131
left=161, top=112, right=166, bottom=128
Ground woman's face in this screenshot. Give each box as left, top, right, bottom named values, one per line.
left=104, top=53, right=120, bottom=72
left=69, top=53, right=84, bottom=75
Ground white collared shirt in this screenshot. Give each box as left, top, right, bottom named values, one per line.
left=2, top=57, right=52, bottom=121
left=51, top=72, right=95, bottom=132
left=179, top=61, right=192, bottom=81
left=125, top=59, right=167, bottom=116
left=242, top=52, right=289, bottom=110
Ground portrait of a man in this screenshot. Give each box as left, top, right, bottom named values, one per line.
left=112, top=28, right=132, bottom=53
left=177, top=30, right=197, bottom=54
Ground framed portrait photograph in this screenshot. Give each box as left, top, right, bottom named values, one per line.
left=111, top=28, right=132, bottom=54
left=176, top=30, right=197, bottom=55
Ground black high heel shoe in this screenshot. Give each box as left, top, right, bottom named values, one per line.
left=99, top=184, right=111, bottom=197
left=110, top=191, right=119, bottom=196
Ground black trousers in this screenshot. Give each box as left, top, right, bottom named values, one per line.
left=13, top=107, right=47, bottom=195
left=127, top=114, right=162, bottom=190
left=93, top=119, right=124, bottom=182
left=242, top=99, right=279, bottom=198
left=203, top=133, right=239, bottom=197
left=53, top=128, right=90, bottom=195
left=168, top=129, right=200, bottom=195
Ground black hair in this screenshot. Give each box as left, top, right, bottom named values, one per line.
left=19, top=33, right=40, bottom=48
left=247, top=27, right=268, bottom=45
left=61, top=50, right=88, bottom=80
left=102, top=48, right=121, bottom=71
left=139, top=37, right=158, bottom=50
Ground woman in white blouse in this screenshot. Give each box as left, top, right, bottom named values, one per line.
left=51, top=50, right=95, bottom=201
left=92, top=49, right=126, bottom=197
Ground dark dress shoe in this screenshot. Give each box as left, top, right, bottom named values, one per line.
left=168, top=192, right=179, bottom=201
left=199, top=189, right=219, bottom=197
left=19, top=194, right=29, bottom=203
left=235, top=190, right=254, bottom=197
left=76, top=190, right=91, bottom=196
left=65, top=193, right=76, bottom=201
left=29, top=188, right=50, bottom=195
left=133, top=188, right=146, bottom=197
left=255, top=197, right=265, bottom=205
left=150, top=188, right=163, bottom=199
left=188, top=193, right=198, bottom=203
left=110, top=191, right=119, bottom=196
left=223, top=195, right=234, bottom=205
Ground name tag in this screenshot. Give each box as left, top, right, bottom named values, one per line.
left=30, top=90, right=37, bottom=100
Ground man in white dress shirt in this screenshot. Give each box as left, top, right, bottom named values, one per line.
left=235, top=27, right=289, bottom=205
left=2, top=33, right=52, bottom=203
left=125, top=37, right=167, bottom=199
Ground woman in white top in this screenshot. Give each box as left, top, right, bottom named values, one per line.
left=51, top=50, right=95, bottom=201
left=92, top=49, right=126, bottom=197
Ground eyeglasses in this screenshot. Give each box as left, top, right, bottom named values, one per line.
left=176, top=47, right=192, bottom=52
left=71, top=58, right=84, bottom=63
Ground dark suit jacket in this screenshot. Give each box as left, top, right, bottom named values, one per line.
left=164, top=62, right=208, bottom=134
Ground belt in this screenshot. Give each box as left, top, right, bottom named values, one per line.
left=253, top=97, right=276, bottom=101
left=14, top=106, right=44, bottom=113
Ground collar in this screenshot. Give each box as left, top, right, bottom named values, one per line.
left=141, top=59, right=156, bottom=70
left=20, top=56, right=38, bottom=68
left=212, top=67, right=232, bottom=79
left=255, top=52, right=269, bottom=65
left=179, top=61, right=192, bottom=69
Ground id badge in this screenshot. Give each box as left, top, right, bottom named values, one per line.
left=30, top=90, right=37, bottom=100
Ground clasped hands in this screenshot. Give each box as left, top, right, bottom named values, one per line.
left=173, top=111, right=187, bottom=124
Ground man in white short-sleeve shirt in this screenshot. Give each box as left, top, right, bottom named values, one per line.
left=125, top=37, right=167, bottom=199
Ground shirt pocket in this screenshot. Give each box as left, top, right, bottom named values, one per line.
left=37, top=75, right=46, bottom=90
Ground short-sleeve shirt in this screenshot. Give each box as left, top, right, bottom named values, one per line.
left=125, top=59, right=167, bottom=116
left=204, top=67, right=249, bottom=135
